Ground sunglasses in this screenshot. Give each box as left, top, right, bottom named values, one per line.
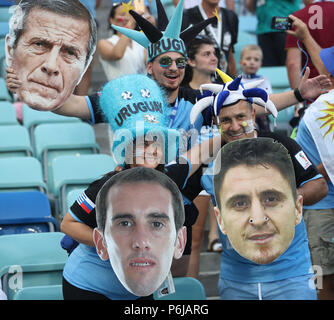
left=158, top=56, right=187, bottom=69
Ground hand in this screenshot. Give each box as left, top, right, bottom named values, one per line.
left=287, top=15, right=310, bottom=42
left=5, top=67, right=22, bottom=93
left=298, top=67, right=331, bottom=100
left=126, top=14, right=137, bottom=29
left=114, top=165, right=124, bottom=172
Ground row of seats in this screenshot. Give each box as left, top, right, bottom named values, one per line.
left=0, top=231, right=206, bottom=300
left=0, top=152, right=117, bottom=217
left=0, top=101, right=118, bottom=217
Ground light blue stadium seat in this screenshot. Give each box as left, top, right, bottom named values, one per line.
left=234, top=31, right=258, bottom=74
left=154, top=277, right=206, bottom=300
left=0, top=232, right=67, bottom=300
left=258, top=66, right=290, bottom=93
left=238, top=15, right=257, bottom=34
left=0, top=101, right=17, bottom=125
left=0, top=191, right=58, bottom=235
left=0, top=157, right=47, bottom=193
left=0, top=125, right=33, bottom=157
left=33, top=122, right=100, bottom=182
left=0, top=6, right=12, bottom=22
left=49, top=154, right=117, bottom=216
left=11, top=284, right=63, bottom=300
left=22, top=104, right=80, bottom=145
left=0, top=77, right=12, bottom=101
left=0, top=21, right=8, bottom=37
left=64, top=188, right=85, bottom=218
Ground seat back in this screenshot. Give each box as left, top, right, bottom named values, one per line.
left=0, top=125, right=33, bottom=157
left=22, top=104, right=80, bottom=145
left=0, top=232, right=67, bottom=300
left=64, top=188, right=85, bottom=219
left=258, top=66, right=290, bottom=93
left=154, top=277, right=206, bottom=300
left=34, top=122, right=100, bottom=159
left=49, top=154, right=116, bottom=215
left=0, top=157, right=47, bottom=192
left=238, top=15, right=257, bottom=34
left=0, top=6, right=12, bottom=22
left=11, top=284, right=63, bottom=300
left=50, top=154, right=116, bottom=197
left=0, top=101, right=17, bottom=125
left=0, top=191, right=58, bottom=235
left=33, top=122, right=100, bottom=182
left=0, top=77, right=12, bottom=101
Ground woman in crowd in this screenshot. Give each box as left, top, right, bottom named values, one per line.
left=97, top=3, right=150, bottom=81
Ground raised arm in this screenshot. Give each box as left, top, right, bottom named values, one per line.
left=287, top=15, right=331, bottom=77
left=184, top=133, right=225, bottom=176
left=254, top=67, right=331, bottom=115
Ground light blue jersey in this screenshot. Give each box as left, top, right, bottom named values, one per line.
left=63, top=242, right=139, bottom=300
left=201, top=132, right=316, bottom=284
left=296, top=118, right=334, bottom=210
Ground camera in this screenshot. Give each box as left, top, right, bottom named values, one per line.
left=271, top=17, right=292, bottom=31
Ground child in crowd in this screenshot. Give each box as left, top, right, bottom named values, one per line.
left=240, top=44, right=273, bottom=132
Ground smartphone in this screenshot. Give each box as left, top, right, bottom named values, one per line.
left=271, top=17, right=292, bottom=31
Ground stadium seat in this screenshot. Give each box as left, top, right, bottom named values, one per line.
left=0, top=157, right=47, bottom=193
left=22, top=104, right=80, bottom=145
left=0, top=191, right=58, bottom=235
left=0, top=21, right=8, bottom=37
left=33, top=122, right=100, bottom=182
left=0, top=125, right=33, bottom=157
left=64, top=188, right=85, bottom=218
left=0, top=232, right=67, bottom=300
left=49, top=154, right=116, bottom=216
left=11, top=284, right=63, bottom=300
left=238, top=15, right=257, bottom=34
left=0, top=101, right=17, bottom=125
left=0, top=6, right=12, bottom=22
left=258, top=66, right=290, bottom=93
left=0, top=77, right=12, bottom=101
left=154, top=277, right=206, bottom=300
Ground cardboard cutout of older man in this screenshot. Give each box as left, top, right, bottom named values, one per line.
left=5, top=0, right=97, bottom=111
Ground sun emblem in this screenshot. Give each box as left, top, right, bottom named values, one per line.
left=317, top=101, right=334, bottom=140
left=144, top=114, right=159, bottom=123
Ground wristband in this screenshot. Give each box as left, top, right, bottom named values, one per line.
left=294, top=88, right=304, bottom=102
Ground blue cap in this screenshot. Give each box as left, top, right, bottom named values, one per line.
left=320, top=46, right=334, bottom=77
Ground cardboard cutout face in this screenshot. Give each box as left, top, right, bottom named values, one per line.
left=94, top=182, right=186, bottom=296
left=215, top=163, right=303, bottom=265
left=6, top=8, right=90, bottom=111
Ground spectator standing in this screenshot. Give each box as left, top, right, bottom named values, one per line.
left=246, top=0, right=301, bottom=66
left=285, top=1, right=334, bottom=94
left=97, top=3, right=146, bottom=81
left=183, top=0, right=239, bottom=78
